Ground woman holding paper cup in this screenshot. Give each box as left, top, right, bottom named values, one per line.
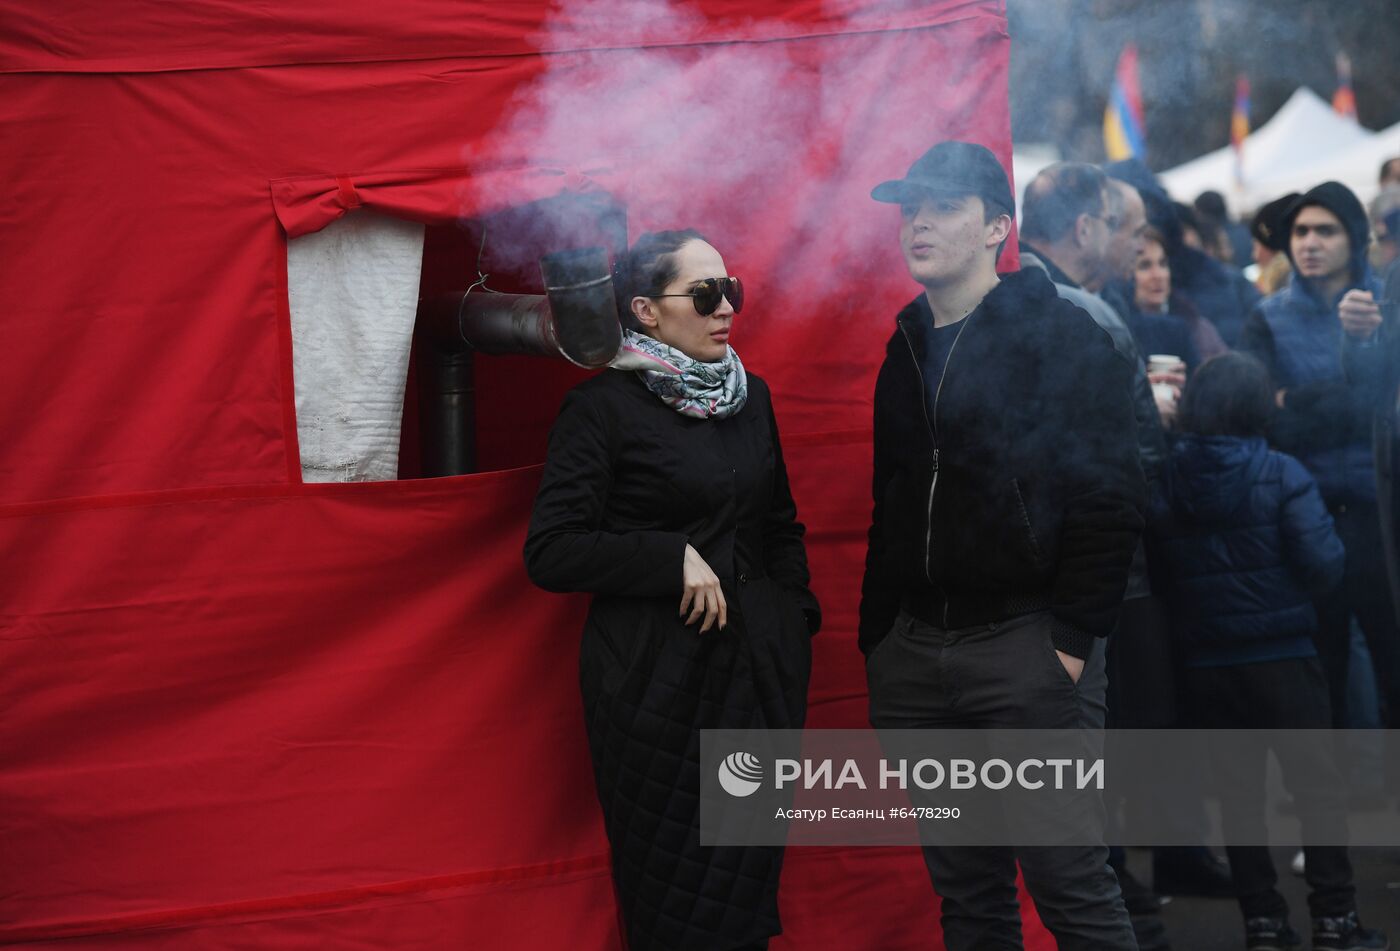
left=1147, top=353, right=1188, bottom=426
left=1130, top=227, right=1228, bottom=372
left=1131, top=227, right=1231, bottom=426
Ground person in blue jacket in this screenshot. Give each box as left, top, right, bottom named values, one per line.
left=1149, top=352, right=1387, bottom=951
left=1238, top=182, right=1399, bottom=732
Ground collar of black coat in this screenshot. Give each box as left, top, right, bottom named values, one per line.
left=893, top=266, right=1060, bottom=340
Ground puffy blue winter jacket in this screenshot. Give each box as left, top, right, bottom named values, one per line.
left=1239, top=273, right=1382, bottom=507
left=1149, top=434, right=1344, bottom=667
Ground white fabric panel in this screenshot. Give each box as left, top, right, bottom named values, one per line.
left=287, top=212, right=425, bottom=482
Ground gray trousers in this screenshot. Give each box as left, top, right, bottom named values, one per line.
left=866, top=609, right=1137, bottom=951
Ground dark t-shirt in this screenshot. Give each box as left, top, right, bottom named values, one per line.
left=917, top=316, right=966, bottom=412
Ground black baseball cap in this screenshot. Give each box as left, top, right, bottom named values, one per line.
left=871, top=141, right=1015, bottom=215
left=1250, top=192, right=1299, bottom=252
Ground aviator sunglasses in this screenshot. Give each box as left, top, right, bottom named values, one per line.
left=650, top=276, right=744, bottom=316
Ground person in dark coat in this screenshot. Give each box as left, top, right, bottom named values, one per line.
left=1237, top=182, right=1400, bottom=731
left=524, top=230, right=819, bottom=951
left=1344, top=256, right=1400, bottom=628
left=1148, top=352, right=1388, bottom=951
left=862, top=141, right=1143, bottom=951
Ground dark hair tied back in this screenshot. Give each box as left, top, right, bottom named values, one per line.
left=613, top=229, right=707, bottom=320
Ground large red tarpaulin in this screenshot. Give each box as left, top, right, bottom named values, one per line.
left=0, top=2, right=1051, bottom=947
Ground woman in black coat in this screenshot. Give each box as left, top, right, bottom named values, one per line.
left=524, top=229, right=820, bottom=951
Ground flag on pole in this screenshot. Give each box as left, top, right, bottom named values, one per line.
left=1332, top=51, right=1357, bottom=119
left=1103, top=44, right=1147, bottom=161
left=1231, top=75, right=1250, bottom=185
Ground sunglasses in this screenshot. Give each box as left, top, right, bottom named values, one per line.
left=651, top=276, right=744, bottom=316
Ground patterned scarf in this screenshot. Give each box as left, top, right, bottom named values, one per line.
left=610, top=329, right=748, bottom=419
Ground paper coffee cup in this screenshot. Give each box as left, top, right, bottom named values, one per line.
left=1148, top=354, right=1182, bottom=374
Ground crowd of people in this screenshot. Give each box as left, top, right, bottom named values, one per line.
left=1026, top=154, right=1400, bottom=951
left=522, top=140, right=1400, bottom=950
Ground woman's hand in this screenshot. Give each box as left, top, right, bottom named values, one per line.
left=680, top=544, right=727, bottom=633
left=1152, top=383, right=1179, bottom=426
left=1148, top=360, right=1186, bottom=427
left=1146, top=364, right=1187, bottom=392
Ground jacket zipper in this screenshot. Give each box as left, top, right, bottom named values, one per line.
left=899, top=314, right=973, bottom=626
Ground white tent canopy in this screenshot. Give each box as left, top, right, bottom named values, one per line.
left=1159, top=87, right=1376, bottom=215
left=1250, top=119, right=1400, bottom=213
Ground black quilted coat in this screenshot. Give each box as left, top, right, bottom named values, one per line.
left=525, top=368, right=819, bottom=951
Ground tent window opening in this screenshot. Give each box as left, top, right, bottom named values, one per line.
left=284, top=194, right=629, bottom=482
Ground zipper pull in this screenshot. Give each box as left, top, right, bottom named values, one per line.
left=932, top=448, right=940, bottom=472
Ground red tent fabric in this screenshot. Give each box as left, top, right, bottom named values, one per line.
left=0, top=2, right=1051, bottom=947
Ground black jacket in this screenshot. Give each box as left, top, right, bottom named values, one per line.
left=524, top=368, right=817, bottom=950
left=1345, top=257, right=1400, bottom=626
left=1019, top=247, right=1166, bottom=603
left=859, top=267, right=1146, bottom=659
left=524, top=369, right=819, bottom=625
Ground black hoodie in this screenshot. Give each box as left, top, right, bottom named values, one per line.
left=1281, top=180, right=1372, bottom=286
left=859, top=267, right=1147, bottom=659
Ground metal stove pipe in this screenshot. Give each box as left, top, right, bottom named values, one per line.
left=417, top=246, right=622, bottom=476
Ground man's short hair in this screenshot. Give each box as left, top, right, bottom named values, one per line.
left=1104, top=180, right=1124, bottom=222
left=1379, top=157, right=1400, bottom=185
left=1020, top=163, right=1108, bottom=243
left=980, top=197, right=1012, bottom=223
left=1104, top=179, right=1140, bottom=226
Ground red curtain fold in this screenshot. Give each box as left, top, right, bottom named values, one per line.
left=270, top=165, right=631, bottom=239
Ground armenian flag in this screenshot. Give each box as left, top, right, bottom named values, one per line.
left=1332, top=51, right=1357, bottom=119
left=1103, top=44, right=1146, bottom=161
left=1231, top=75, right=1250, bottom=184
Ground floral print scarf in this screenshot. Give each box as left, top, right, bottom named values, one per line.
left=610, top=329, right=748, bottom=419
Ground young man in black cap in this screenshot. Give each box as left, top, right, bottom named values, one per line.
left=860, top=139, right=1144, bottom=950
